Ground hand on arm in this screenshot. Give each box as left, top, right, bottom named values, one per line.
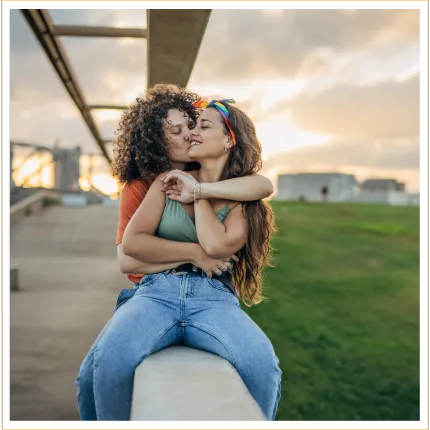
left=160, top=170, right=274, bottom=203
left=118, top=242, right=237, bottom=277
left=117, top=243, right=189, bottom=274
left=120, top=176, right=239, bottom=276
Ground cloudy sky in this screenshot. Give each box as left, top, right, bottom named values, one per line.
left=10, top=8, right=420, bottom=192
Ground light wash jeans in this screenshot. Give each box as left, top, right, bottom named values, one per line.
left=75, top=271, right=282, bottom=421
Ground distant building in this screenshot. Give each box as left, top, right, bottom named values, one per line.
left=356, top=178, right=415, bottom=206
left=276, top=173, right=358, bottom=202
left=361, top=179, right=405, bottom=192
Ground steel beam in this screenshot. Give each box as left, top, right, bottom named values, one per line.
left=88, top=105, right=128, bottom=110
left=147, top=10, right=211, bottom=88
left=20, top=9, right=111, bottom=162
left=54, top=25, right=147, bottom=38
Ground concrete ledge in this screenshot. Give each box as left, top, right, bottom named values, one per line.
left=10, top=191, right=48, bottom=226
left=10, top=265, right=19, bottom=291
left=61, top=193, right=87, bottom=207
left=130, top=346, right=266, bottom=421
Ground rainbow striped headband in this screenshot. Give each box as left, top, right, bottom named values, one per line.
left=193, top=99, right=237, bottom=145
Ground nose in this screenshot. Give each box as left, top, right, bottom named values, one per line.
left=190, top=129, right=200, bottom=139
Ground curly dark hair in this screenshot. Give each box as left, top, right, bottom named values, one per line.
left=112, top=84, right=200, bottom=184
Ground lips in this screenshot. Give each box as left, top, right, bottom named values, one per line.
left=188, top=140, right=202, bottom=150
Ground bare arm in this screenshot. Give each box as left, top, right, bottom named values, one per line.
left=161, top=171, right=273, bottom=203
left=117, top=243, right=189, bottom=274
left=200, top=174, right=273, bottom=201
left=122, top=176, right=200, bottom=264
left=194, top=199, right=247, bottom=259
left=122, top=176, right=238, bottom=277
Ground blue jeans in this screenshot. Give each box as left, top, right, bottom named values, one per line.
left=75, top=272, right=282, bottom=421
left=75, top=283, right=140, bottom=420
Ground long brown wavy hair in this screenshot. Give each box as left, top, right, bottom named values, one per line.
left=112, top=84, right=200, bottom=184
left=213, top=103, right=276, bottom=306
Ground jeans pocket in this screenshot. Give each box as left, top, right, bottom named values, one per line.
left=113, top=288, right=137, bottom=313
left=138, top=272, right=163, bottom=288
left=207, top=277, right=230, bottom=292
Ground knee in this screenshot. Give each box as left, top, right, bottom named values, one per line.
left=95, top=333, right=137, bottom=372
left=76, top=352, right=94, bottom=391
left=237, top=337, right=281, bottom=380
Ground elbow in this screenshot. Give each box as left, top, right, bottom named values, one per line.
left=122, top=238, right=136, bottom=258
left=263, top=178, right=274, bottom=198
left=203, top=243, right=226, bottom=259
left=117, top=252, right=131, bottom=274
left=119, top=264, right=129, bottom=274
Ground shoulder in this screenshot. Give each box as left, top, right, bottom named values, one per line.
left=122, top=178, right=151, bottom=198
left=228, top=201, right=242, bottom=212
left=223, top=201, right=244, bottom=222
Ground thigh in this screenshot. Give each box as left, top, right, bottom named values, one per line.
left=96, top=288, right=181, bottom=364
left=185, top=301, right=276, bottom=367
left=185, top=300, right=281, bottom=420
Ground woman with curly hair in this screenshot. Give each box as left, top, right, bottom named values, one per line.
left=75, top=85, right=278, bottom=421
left=90, top=98, right=281, bottom=421
left=112, top=84, right=273, bottom=282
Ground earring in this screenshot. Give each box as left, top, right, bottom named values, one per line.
left=224, top=147, right=228, bottom=153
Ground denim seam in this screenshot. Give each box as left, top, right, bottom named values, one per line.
left=206, top=277, right=229, bottom=292
left=186, top=321, right=238, bottom=367
left=136, top=320, right=179, bottom=366
left=271, top=370, right=282, bottom=420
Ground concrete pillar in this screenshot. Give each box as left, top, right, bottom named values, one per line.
left=11, top=265, right=19, bottom=291
left=130, top=346, right=266, bottom=421
left=52, top=146, right=81, bottom=192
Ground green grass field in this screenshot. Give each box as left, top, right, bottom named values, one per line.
left=245, top=202, right=420, bottom=421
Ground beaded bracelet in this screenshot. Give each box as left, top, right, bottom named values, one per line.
left=193, top=182, right=202, bottom=201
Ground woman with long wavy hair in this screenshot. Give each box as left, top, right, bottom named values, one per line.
left=89, top=99, right=282, bottom=421
left=75, top=85, right=277, bottom=421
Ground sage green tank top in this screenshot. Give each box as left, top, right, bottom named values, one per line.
left=156, top=197, right=231, bottom=243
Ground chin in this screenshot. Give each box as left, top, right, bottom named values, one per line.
left=187, top=146, right=199, bottom=159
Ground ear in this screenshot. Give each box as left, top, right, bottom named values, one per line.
left=225, top=139, right=234, bottom=151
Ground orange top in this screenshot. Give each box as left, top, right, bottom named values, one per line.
left=116, top=178, right=151, bottom=284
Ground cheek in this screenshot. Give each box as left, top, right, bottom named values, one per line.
left=168, top=136, right=189, bottom=158
left=202, top=130, right=226, bottom=152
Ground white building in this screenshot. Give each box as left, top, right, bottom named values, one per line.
left=275, top=173, right=419, bottom=206
left=356, top=179, right=418, bottom=206
left=276, top=173, right=359, bottom=202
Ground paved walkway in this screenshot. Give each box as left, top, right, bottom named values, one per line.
left=10, top=204, right=130, bottom=420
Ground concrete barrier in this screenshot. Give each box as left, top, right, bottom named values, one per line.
left=10, top=265, right=19, bottom=291
left=61, top=193, right=87, bottom=207
left=10, top=191, right=47, bottom=226
left=130, top=346, right=266, bottom=421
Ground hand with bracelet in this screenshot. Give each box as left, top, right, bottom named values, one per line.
left=160, top=169, right=202, bottom=203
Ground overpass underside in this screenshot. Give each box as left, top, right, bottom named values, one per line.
left=21, top=9, right=211, bottom=162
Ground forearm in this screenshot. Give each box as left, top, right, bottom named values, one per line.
left=200, top=174, right=273, bottom=201
left=122, top=232, right=199, bottom=265
left=120, top=253, right=189, bottom=274
left=194, top=200, right=228, bottom=256
left=117, top=243, right=188, bottom=273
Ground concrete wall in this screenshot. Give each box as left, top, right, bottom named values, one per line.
left=276, top=173, right=358, bottom=202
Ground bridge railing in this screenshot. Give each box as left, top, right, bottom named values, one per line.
left=11, top=141, right=117, bottom=200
